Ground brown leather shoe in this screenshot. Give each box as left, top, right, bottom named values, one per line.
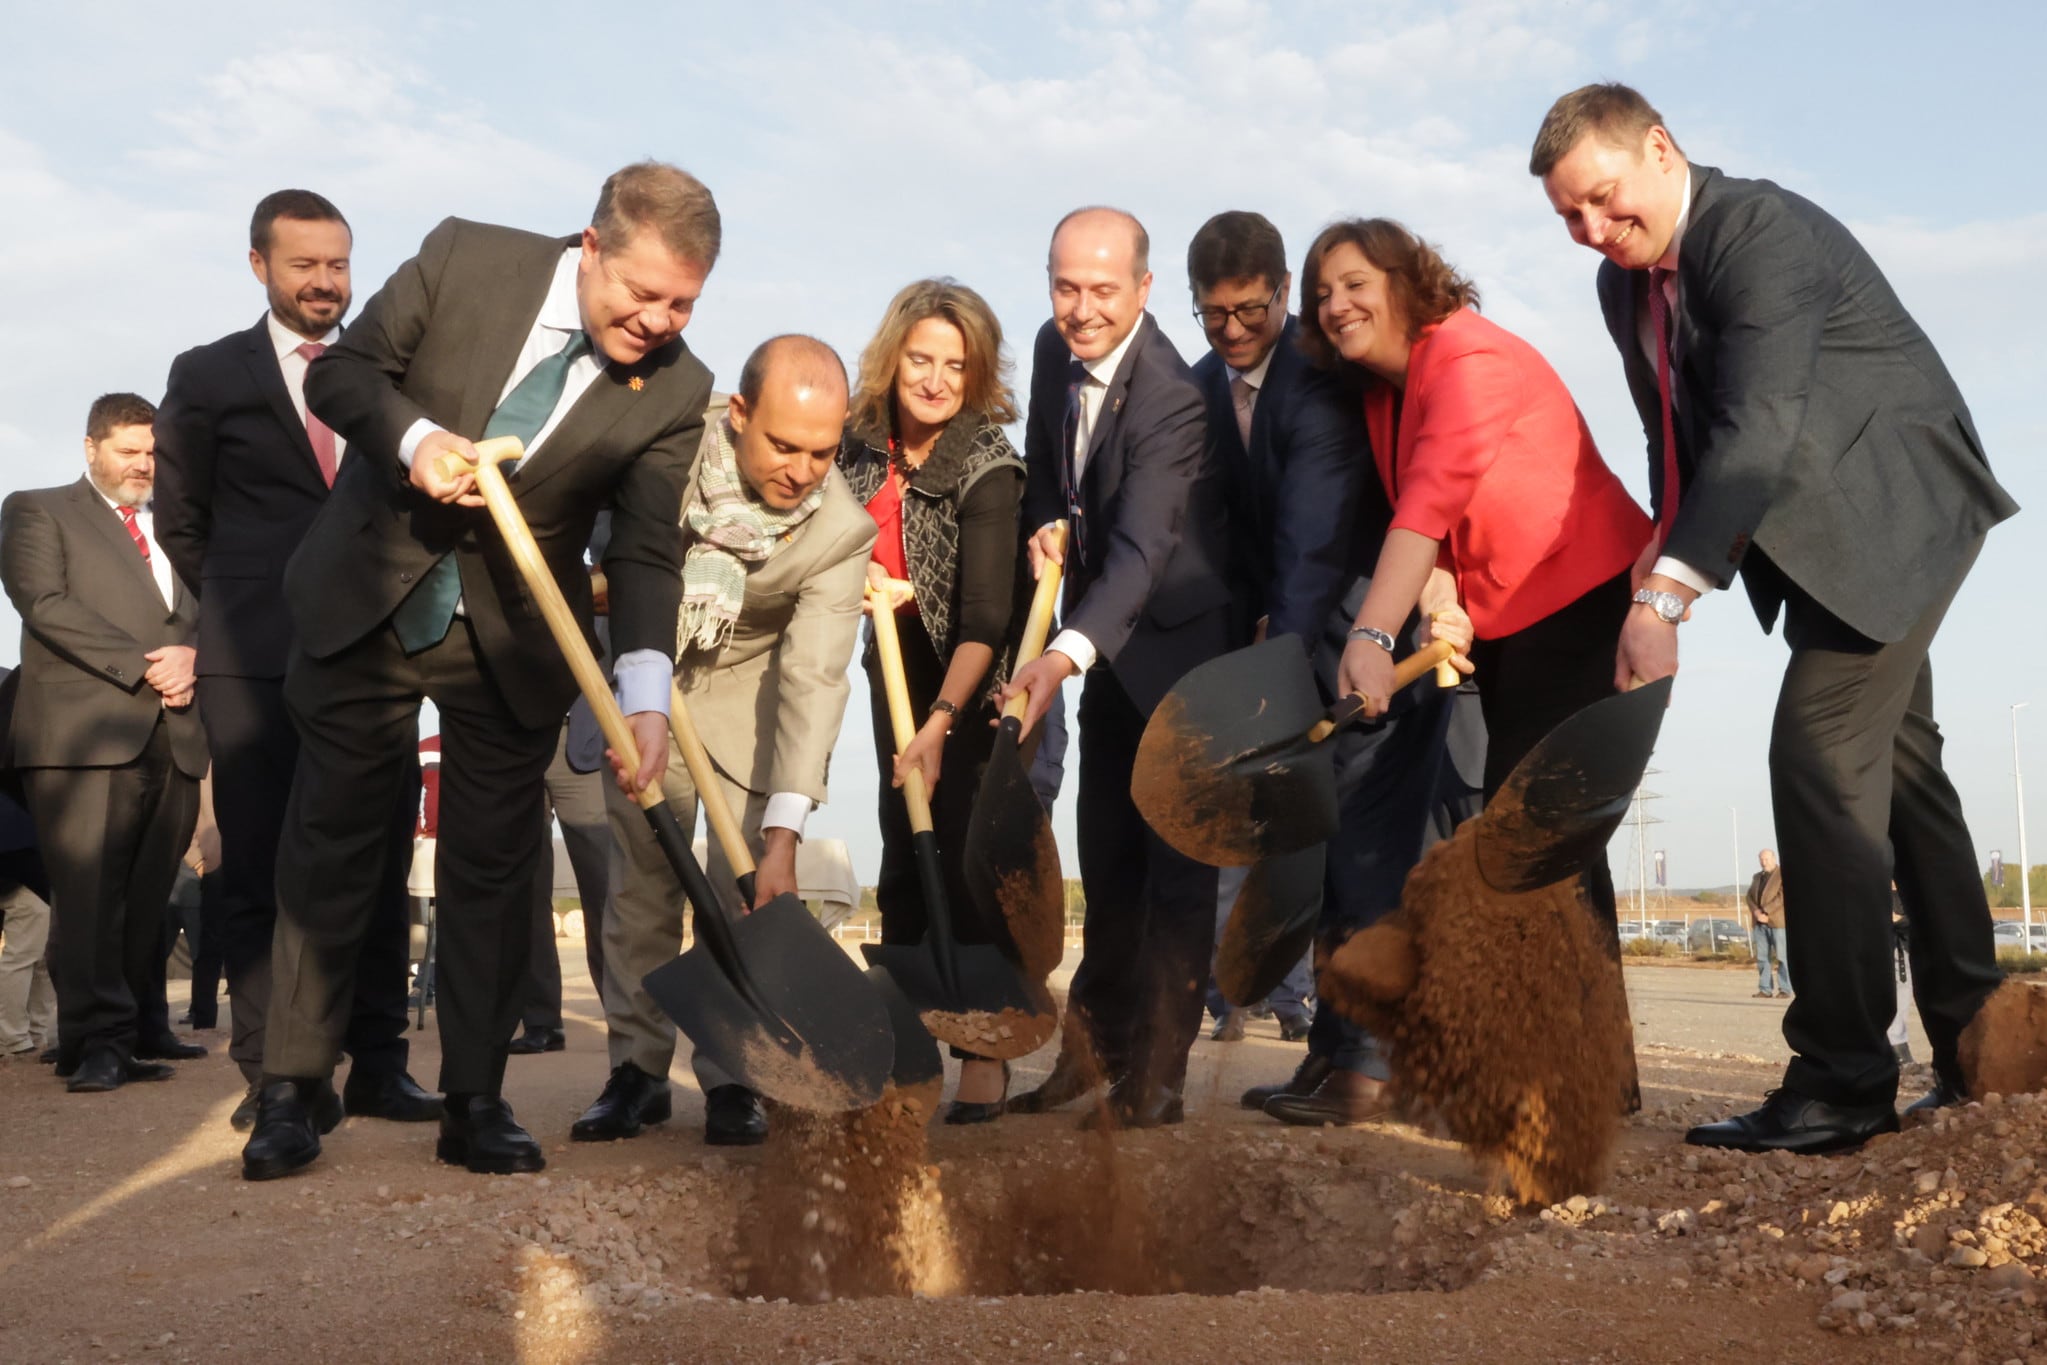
left=1263, top=1069, right=1393, bottom=1127
left=1240, top=1052, right=1332, bottom=1110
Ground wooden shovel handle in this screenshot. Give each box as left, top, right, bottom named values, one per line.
left=1310, top=640, right=1461, bottom=741
left=667, top=679, right=757, bottom=878
left=1001, top=520, right=1069, bottom=723
left=459, top=438, right=667, bottom=815
left=864, top=581, right=937, bottom=834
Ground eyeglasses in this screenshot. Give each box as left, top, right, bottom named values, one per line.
left=1194, top=281, right=1285, bottom=333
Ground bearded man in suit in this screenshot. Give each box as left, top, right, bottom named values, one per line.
left=240, top=161, right=719, bottom=1180
left=571, top=336, right=874, bottom=1149
left=1, top=393, right=209, bottom=1093
left=1534, top=83, right=2018, bottom=1155
left=154, top=190, right=437, bottom=1130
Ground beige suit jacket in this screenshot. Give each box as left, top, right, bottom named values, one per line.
left=678, top=459, right=876, bottom=804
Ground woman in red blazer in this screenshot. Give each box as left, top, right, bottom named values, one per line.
left=1300, top=217, right=1650, bottom=803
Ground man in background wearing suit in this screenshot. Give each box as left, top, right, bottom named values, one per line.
left=1185, top=211, right=1455, bottom=1127
left=1535, top=83, right=2018, bottom=1155
left=0, top=394, right=209, bottom=1092
left=573, top=340, right=873, bottom=1149
left=239, top=162, right=718, bottom=1180
left=1004, top=207, right=1233, bottom=1130
left=154, top=190, right=438, bottom=1130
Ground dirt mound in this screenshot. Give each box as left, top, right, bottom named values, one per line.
left=1320, top=821, right=1632, bottom=1206
left=1961, top=978, right=2047, bottom=1098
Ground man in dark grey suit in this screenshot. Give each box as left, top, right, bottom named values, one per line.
left=153, top=190, right=438, bottom=1129
left=0, top=393, right=210, bottom=1093
left=1003, top=207, right=1233, bottom=1129
left=240, top=162, right=718, bottom=1180
left=1534, top=84, right=2019, bottom=1154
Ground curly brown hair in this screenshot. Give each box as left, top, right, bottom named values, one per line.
left=1296, top=218, right=1480, bottom=370
left=849, top=278, right=1020, bottom=435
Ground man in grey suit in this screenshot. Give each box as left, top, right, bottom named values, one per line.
left=240, top=162, right=719, bottom=1180
left=1534, top=84, right=2019, bottom=1155
left=0, top=393, right=209, bottom=1093
left=571, top=337, right=873, bottom=1148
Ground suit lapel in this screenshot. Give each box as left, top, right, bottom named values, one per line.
left=242, top=315, right=329, bottom=487
left=68, top=478, right=162, bottom=608
left=456, top=237, right=571, bottom=438
left=509, top=355, right=659, bottom=497
left=1082, top=315, right=1149, bottom=497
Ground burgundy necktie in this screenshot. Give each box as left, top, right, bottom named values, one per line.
left=116, top=505, right=150, bottom=562
left=296, top=341, right=338, bottom=487
left=1647, top=268, right=1680, bottom=534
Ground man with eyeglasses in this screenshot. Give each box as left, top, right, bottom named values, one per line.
left=1186, top=211, right=1457, bottom=1127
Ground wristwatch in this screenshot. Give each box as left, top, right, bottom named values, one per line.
left=1632, top=588, right=1686, bottom=624
left=927, top=699, right=959, bottom=722
left=1346, top=625, right=1397, bottom=654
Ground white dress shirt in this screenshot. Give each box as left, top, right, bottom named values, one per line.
left=90, top=482, right=174, bottom=609
left=1043, top=320, right=1145, bottom=675
left=266, top=312, right=347, bottom=466
left=390, top=247, right=669, bottom=719
left=1635, top=170, right=1714, bottom=598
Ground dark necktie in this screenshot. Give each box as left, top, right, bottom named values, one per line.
left=1059, top=359, right=1088, bottom=561
left=116, top=505, right=150, bottom=562
left=295, top=342, right=338, bottom=487
left=391, top=330, right=592, bottom=653
left=1647, top=267, right=1681, bottom=535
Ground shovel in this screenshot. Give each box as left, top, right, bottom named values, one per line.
left=1131, top=635, right=1461, bottom=867
left=1213, top=842, right=1326, bottom=1008
left=960, top=521, right=1069, bottom=982
left=449, top=436, right=895, bottom=1111
left=664, top=675, right=943, bottom=1095
left=858, top=581, right=1058, bottom=1061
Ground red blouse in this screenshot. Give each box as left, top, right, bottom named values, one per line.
left=1365, top=308, right=1650, bottom=639
left=863, top=468, right=917, bottom=613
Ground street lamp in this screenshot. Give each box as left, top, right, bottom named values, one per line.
left=2016, top=703, right=2035, bottom=938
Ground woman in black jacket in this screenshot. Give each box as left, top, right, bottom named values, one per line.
left=839, top=278, right=1025, bottom=1124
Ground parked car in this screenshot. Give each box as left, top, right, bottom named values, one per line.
left=1993, top=921, right=2047, bottom=953
left=1617, top=921, right=1649, bottom=943
left=1688, top=918, right=1746, bottom=953
left=1652, top=920, right=1687, bottom=946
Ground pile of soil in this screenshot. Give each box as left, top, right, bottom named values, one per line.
left=1961, top=979, right=2047, bottom=1097
left=1321, top=821, right=1633, bottom=1205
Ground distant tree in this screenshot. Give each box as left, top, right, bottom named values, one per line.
left=1981, top=862, right=2047, bottom=910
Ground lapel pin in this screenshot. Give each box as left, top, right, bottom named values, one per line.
left=628, top=375, right=645, bottom=392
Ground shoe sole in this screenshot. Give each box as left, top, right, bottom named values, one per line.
left=571, top=1099, right=670, bottom=1143
left=242, top=1145, right=321, bottom=1181
left=435, top=1138, right=546, bottom=1174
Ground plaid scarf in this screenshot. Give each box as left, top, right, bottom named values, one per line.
left=677, top=414, right=826, bottom=657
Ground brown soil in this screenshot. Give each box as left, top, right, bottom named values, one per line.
left=991, top=857, right=1066, bottom=984
left=1322, top=821, right=1633, bottom=1206
left=1127, top=694, right=1259, bottom=868
left=919, top=1000, right=1059, bottom=1061
left=1961, top=978, right=2047, bottom=1098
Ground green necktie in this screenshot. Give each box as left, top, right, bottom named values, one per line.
left=391, top=330, right=593, bottom=653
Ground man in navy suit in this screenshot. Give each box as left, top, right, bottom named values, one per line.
left=154, top=190, right=436, bottom=1130
left=1003, top=207, right=1233, bottom=1129
left=1184, top=211, right=1454, bottom=1127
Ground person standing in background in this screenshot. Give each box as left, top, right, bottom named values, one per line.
left=1746, top=849, right=1790, bottom=999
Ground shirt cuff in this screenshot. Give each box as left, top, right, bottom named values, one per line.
left=1651, top=556, right=1715, bottom=597
left=612, top=649, right=670, bottom=716
left=1047, top=629, right=1096, bottom=675
left=397, top=419, right=444, bottom=471
left=762, top=791, right=813, bottom=838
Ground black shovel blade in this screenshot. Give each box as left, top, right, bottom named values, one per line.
left=863, top=963, right=945, bottom=1092
left=859, top=939, right=1055, bottom=1060
left=642, top=891, right=895, bottom=1111
left=1215, top=843, right=1327, bottom=1006
left=1473, top=678, right=1672, bottom=894
left=962, top=722, right=1067, bottom=981
left=1132, top=635, right=1335, bottom=866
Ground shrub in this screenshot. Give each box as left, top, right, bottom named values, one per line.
left=1622, top=938, right=1679, bottom=958
left=1996, top=949, right=2047, bottom=976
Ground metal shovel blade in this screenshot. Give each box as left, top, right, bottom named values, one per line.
left=1214, top=842, right=1327, bottom=1007
left=859, top=938, right=1055, bottom=1061
left=962, top=718, right=1067, bottom=981
left=642, top=887, right=895, bottom=1112
left=1131, top=635, right=1335, bottom=867
left=863, top=963, right=945, bottom=1092
left=1472, top=678, right=1673, bottom=895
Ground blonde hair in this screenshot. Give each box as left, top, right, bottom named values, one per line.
left=849, top=278, right=1020, bottom=435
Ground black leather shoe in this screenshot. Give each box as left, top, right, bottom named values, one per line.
left=1211, top=1010, right=1247, bottom=1042
left=1264, top=1070, right=1394, bottom=1127
left=38, top=1045, right=59, bottom=1065
left=436, top=1094, right=545, bottom=1174
left=1685, top=1089, right=1899, bottom=1155
left=943, top=1061, right=1011, bottom=1127
left=1278, top=1018, right=1311, bottom=1043
left=1905, top=1073, right=1968, bottom=1117
left=135, top=1036, right=208, bottom=1061
left=1241, top=1052, right=1332, bottom=1110
left=230, top=1083, right=261, bottom=1132
left=507, top=1025, right=566, bottom=1055
left=241, top=1078, right=341, bottom=1180
left=66, top=1046, right=175, bottom=1093
left=342, top=1068, right=444, bottom=1122
left=1007, top=1049, right=1098, bottom=1114
left=571, top=1062, right=672, bottom=1141
left=703, top=1084, right=768, bottom=1146
left=1079, top=1080, right=1184, bottom=1131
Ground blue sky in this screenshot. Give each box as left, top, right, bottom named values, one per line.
left=2, top=1, right=2040, bottom=897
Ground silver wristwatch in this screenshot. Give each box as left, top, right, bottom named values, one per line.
left=1347, top=625, right=1397, bottom=653
left=1632, top=588, right=1686, bottom=624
